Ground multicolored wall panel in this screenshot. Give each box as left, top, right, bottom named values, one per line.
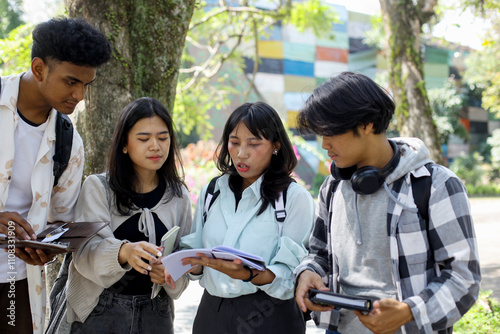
left=235, top=1, right=476, bottom=173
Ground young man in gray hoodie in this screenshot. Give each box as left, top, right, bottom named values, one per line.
left=294, top=72, right=480, bottom=334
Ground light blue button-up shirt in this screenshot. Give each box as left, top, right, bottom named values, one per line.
left=181, top=174, right=315, bottom=300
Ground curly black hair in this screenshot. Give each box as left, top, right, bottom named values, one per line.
left=31, top=17, right=111, bottom=67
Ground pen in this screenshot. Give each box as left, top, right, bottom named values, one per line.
left=42, top=223, right=68, bottom=240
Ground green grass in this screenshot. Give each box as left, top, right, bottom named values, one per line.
left=454, top=291, right=500, bottom=334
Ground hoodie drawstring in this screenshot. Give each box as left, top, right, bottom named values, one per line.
left=383, top=183, right=418, bottom=214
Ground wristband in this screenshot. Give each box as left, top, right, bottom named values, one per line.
left=242, top=266, right=259, bottom=282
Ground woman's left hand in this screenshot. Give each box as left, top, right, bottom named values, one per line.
left=149, top=260, right=166, bottom=285
left=182, top=253, right=249, bottom=280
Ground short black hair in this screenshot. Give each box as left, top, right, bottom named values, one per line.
left=298, top=72, right=395, bottom=136
left=108, top=97, right=185, bottom=215
left=216, top=102, right=297, bottom=215
left=31, top=17, right=111, bottom=67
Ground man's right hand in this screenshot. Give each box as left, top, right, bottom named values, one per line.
left=0, top=211, right=36, bottom=240
left=295, top=269, right=334, bottom=313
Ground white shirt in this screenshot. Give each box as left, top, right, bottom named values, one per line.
left=0, top=112, right=48, bottom=281
left=0, top=73, right=85, bottom=334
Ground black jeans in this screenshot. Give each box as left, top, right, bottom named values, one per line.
left=193, top=289, right=306, bottom=334
left=71, top=288, right=173, bottom=334
left=0, top=278, right=33, bottom=334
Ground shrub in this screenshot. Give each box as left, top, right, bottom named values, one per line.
left=454, top=291, right=500, bottom=333
left=465, top=184, right=500, bottom=196
left=450, top=152, right=485, bottom=187
left=181, top=140, right=219, bottom=208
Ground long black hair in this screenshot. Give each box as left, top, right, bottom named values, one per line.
left=108, top=97, right=185, bottom=215
left=216, top=102, right=297, bottom=215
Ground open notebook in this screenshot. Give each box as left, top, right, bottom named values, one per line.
left=161, top=245, right=266, bottom=281
left=0, top=221, right=110, bottom=255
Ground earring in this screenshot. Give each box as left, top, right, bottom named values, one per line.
left=273, top=149, right=278, bottom=155
left=123, top=148, right=127, bottom=154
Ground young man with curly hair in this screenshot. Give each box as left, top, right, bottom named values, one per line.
left=0, top=17, right=111, bottom=334
left=294, top=72, right=480, bottom=334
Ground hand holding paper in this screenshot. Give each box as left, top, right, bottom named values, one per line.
left=151, top=226, right=180, bottom=299
left=161, top=245, right=266, bottom=281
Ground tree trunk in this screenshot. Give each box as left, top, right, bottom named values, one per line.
left=64, top=0, right=196, bottom=175
left=379, top=0, right=444, bottom=164
left=44, top=0, right=195, bottom=304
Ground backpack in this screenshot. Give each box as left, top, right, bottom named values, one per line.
left=0, top=78, right=74, bottom=187
left=203, top=176, right=289, bottom=237
left=326, top=163, right=434, bottom=225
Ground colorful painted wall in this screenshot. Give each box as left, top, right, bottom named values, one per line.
left=201, top=1, right=495, bottom=175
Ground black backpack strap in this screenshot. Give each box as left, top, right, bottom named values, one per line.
left=411, top=163, right=434, bottom=223
left=275, top=182, right=292, bottom=223
left=326, top=178, right=341, bottom=234
left=203, top=176, right=221, bottom=225
left=326, top=179, right=341, bottom=211
left=274, top=182, right=293, bottom=238
left=53, top=112, right=74, bottom=187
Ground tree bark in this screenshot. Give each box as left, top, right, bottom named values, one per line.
left=379, top=0, right=444, bottom=164
left=64, top=0, right=196, bottom=175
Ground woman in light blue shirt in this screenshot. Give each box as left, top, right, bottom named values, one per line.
left=176, top=102, right=315, bottom=333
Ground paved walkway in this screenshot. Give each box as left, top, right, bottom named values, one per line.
left=469, top=198, right=500, bottom=302
left=173, top=197, right=500, bottom=334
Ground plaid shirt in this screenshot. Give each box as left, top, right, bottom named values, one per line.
left=295, top=164, right=480, bottom=333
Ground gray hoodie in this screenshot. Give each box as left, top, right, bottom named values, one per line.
left=331, top=137, right=433, bottom=333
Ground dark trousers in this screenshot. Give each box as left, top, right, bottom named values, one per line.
left=71, top=288, right=173, bottom=334
left=193, top=289, right=306, bottom=334
left=0, top=278, right=33, bottom=334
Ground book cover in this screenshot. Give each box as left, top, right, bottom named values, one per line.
left=151, top=226, right=180, bottom=299
left=161, top=245, right=266, bottom=281
left=0, top=221, right=110, bottom=255
left=308, top=289, right=373, bottom=312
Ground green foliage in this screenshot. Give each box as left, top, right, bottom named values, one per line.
left=287, top=0, right=339, bottom=37
left=454, top=291, right=500, bottom=333
left=450, top=129, right=500, bottom=196
left=463, top=3, right=500, bottom=117
left=465, top=183, right=500, bottom=196
left=176, top=0, right=337, bottom=140
left=450, top=152, right=485, bottom=187
left=428, top=78, right=469, bottom=145
left=0, top=0, right=24, bottom=39
left=364, top=13, right=384, bottom=50
left=0, top=23, right=33, bottom=76
left=461, top=0, right=500, bottom=12
left=309, top=172, right=327, bottom=198
left=289, top=134, right=330, bottom=196
left=487, top=128, right=500, bottom=169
